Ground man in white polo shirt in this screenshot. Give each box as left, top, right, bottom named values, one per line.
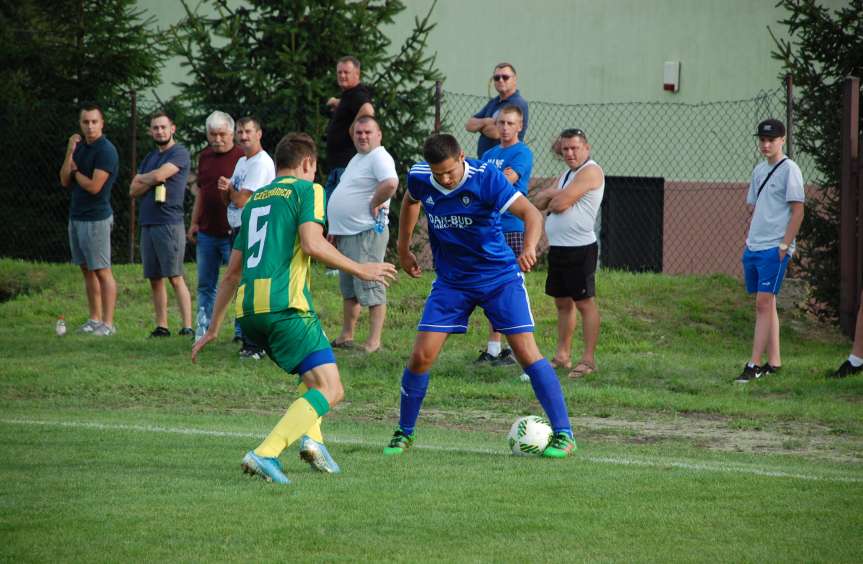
left=218, top=116, right=275, bottom=359
left=327, top=116, right=398, bottom=353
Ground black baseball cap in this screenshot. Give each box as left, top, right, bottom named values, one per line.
left=755, top=119, right=785, bottom=138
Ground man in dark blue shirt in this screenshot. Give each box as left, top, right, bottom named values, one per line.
left=130, top=111, right=193, bottom=338
left=59, top=103, right=119, bottom=336
left=465, top=62, right=529, bottom=157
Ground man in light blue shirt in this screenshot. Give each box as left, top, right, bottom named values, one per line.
left=736, top=119, right=805, bottom=383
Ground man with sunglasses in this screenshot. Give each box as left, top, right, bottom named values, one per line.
left=465, top=63, right=529, bottom=158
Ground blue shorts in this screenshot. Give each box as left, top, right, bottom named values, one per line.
left=417, top=274, right=534, bottom=334
left=742, top=247, right=790, bottom=295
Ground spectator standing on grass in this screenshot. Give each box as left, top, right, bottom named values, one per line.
left=382, top=134, right=575, bottom=459
left=465, top=62, right=529, bottom=158
left=192, top=132, right=396, bottom=485
left=736, top=119, right=805, bottom=383
left=533, top=128, right=604, bottom=379
left=323, top=55, right=374, bottom=204
left=187, top=111, right=243, bottom=330
left=832, top=291, right=863, bottom=378
left=129, top=111, right=193, bottom=338
left=59, top=103, right=119, bottom=336
left=476, top=104, right=533, bottom=367
left=219, top=116, right=275, bottom=359
left=327, top=116, right=398, bottom=353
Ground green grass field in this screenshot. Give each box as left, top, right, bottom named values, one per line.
left=1, top=258, right=861, bottom=563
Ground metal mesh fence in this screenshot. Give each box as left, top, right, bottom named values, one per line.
left=438, top=87, right=817, bottom=276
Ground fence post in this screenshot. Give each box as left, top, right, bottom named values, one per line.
left=784, top=74, right=794, bottom=159
left=434, top=80, right=442, bottom=134
left=839, top=76, right=860, bottom=337
left=129, top=90, right=137, bottom=264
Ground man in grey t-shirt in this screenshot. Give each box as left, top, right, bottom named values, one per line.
left=736, top=119, right=805, bottom=383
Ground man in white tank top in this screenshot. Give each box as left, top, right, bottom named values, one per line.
left=534, top=128, right=605, bottom=379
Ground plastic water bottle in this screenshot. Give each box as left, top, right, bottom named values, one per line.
left=195, top=307, right=209, bottom=342
left=374, top=207, right=388, bottom=234
left=55, top=315, right=66, bottom=337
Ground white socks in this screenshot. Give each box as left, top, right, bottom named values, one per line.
left=849, top=354, right=863, bottom=368
left=487, top=341, right=502, bottom=357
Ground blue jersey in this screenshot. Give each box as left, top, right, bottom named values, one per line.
left=481, top=142, right=533, bottom=233
left=407, top=158, right=522, bottom=288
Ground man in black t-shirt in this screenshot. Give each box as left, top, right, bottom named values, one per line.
left=323, top=55, right=374, bottom=203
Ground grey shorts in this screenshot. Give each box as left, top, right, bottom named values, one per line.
left=141, top=223, right=186, bottom=279
left=336, top=229, right=388, bottom=306
left=68, top=216, right=113, bottom=270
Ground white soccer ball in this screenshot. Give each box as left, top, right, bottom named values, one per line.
left=508, top=415, right=552, bottom=456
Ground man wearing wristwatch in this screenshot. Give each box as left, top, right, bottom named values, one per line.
left=736, top=119, right=805, bottom=384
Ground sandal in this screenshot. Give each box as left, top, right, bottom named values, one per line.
left=568, top=360, right=595, bottom=379
left=551, top=358, right=572, bottom=369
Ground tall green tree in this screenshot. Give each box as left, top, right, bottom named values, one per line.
left=0, top=0, right=165, bottom=262
left=772, top=0, right=863, bottom=318
left=169, top=0, right=443, bottom=177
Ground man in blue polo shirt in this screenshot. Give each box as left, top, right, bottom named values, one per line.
left=382, top=133, right=575, bottom=459
left=59, top=103, right=119, bottom=336
left=477, top=104, right=533, bottom=366
left=130, top=111, right=193, bottom=338
left=465, top=62, right=529, bottom=158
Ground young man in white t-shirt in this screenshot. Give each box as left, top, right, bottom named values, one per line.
left=737, top=119, right=805, bottom=383
left=326, top=116, right=398, bottom=353
left=218, top=116, right=276, bottom=359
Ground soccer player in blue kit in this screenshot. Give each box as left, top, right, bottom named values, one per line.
left=383, top=134, right=575, bottom=458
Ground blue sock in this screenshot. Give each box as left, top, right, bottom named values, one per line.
left=524, top=359, right=572, bottom=437
left=398, top=368, right=429, bottom=435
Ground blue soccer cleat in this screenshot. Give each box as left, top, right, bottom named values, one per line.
left=241, top=451, right=291, bottom=484
left=299, top=435, right=341, bottom=474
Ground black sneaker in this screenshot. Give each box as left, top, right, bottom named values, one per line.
left=178, top=327, right=194, bottom=337
left=763, top=364, right=781, bottom=376
left=492, top=348, right=517, bottom=366
left=830, top=360, right=863, bottom=379
left=149, top=326, right=170, bottom=338
left=239, top=346, right=266, bottom=360
left=734, top=364, right=762, bottom=383
left=475, top=350, right=497, bottom=363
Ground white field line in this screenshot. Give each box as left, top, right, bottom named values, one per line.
left=2, top=417, right=861, bottom=484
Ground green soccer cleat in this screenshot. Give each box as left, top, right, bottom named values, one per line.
left=383, top=427, right=414, bottom=456
left=542, top=432, right=577, bottom=458
left=241, top=451, right=291, bottom=484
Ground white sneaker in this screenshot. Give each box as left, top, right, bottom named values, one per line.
left=92, top=323, right=116, bottom=337
left=77, top=319, right=101, bottom=333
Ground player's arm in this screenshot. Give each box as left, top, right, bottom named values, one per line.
left=130, top=163, right=180, bottom=197
left=547, top=166, right=603, bottom=213
left=188, top=191, right=202, bottom=242
left=59, top=134, right=81, bottom=187
left=779, top=202, right=805, bottom=260
left=191, top=249, right=243, bottom=362
left=397, top=192, right=423, bottom=277
left=505, top=196, right=542, bottom=273
left=348, top=103, right=375, bottom=137
left=299, top=221, right=397, bottom=283
left=369, top=177, right=399, bottom=216
left=229, top=186, right=253, bottom=208
left=72, top=168, right=111, bottom=195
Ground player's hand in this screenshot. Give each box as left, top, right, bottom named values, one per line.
left=187, top=224, right=199, bottom=244
left=778, top=248, right=787, bottom=261
left=191, top=331, right=216, bottom=363
left=217, top=176, right=231, bottom=191
left=370, top=202, right=386, bottom=217
left=399, top=251, right=422, bottom=278
left=326, top=97, right=340, bottom=109
left=67, top=134, right=81, bottom=152
left=517, top=246, right=537, bottom=272
left=356, top=262, right=398, bottom=286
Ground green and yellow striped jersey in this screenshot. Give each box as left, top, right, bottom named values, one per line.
left=232, top=176, right=326, bottom=318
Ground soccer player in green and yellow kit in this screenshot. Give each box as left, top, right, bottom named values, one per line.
left=192, top=132, right=396, bottom=485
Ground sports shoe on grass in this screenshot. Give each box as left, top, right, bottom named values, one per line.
left=299, top=436, right=341, bottom=474
left=241, top=451, right=290, bottom=484
left=492, top=348, right=517, bottom=366
left=734, top=364, right=762, bottom=383
left=149, top=326, right=170, bottom=338
left=831, top=360, right=863, bottom=379
left=542, top=432, right=576, bottom=458
left=475, top=350, right=497, bottom=363
left=383, top=427, right=414, bottom=455
left=762, top=363, right=781, bottom=376
left=77, top=319, right=100, bottom=333
left=239, top=347, right=266, bottom=360
left=178, top=327, right=194, bottom=337
left=91, top=323, right=116, bottom=337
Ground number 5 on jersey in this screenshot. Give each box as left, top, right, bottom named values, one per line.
left=247, top=205, right=271, bottom=268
